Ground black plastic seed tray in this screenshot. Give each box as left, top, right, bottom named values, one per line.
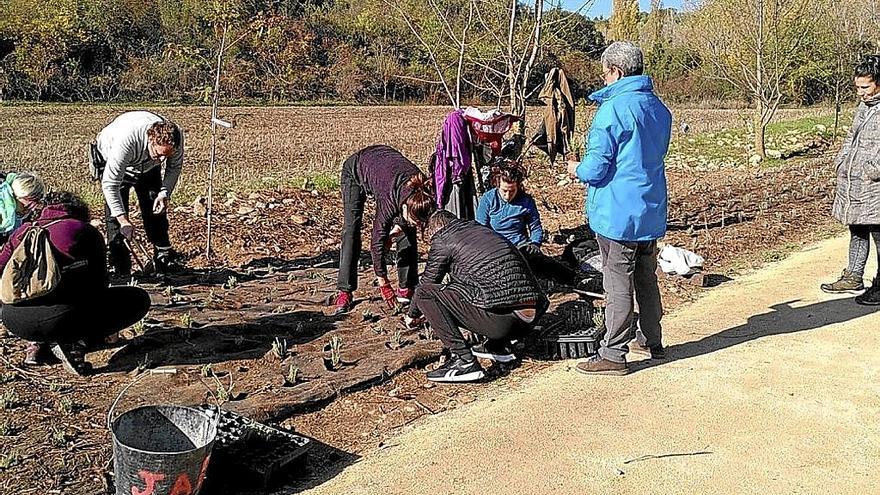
left=530, top=300, right=605, bottom=360
left=199, top=406, right=312, bottom=491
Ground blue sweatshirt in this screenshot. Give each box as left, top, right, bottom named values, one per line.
left=476, top=188, right=543, bottom=246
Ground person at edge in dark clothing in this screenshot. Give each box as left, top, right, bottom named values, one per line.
left=333, top=145, right=436, bottom=316
left=405, top=210, right=548, bottom=383
left=0, top=192, right=151, bottom=375
left=475, top=160, right=584, bottom=289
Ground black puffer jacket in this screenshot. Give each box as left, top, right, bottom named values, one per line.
left=410, top=219, right=548, bottom=317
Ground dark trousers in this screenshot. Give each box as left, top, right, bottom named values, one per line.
left=415, top=282, right=531, bottom=360
left=2, top=287, right=151, bottom=344
left=105, top=167, right=171, bottom=271
left=337, top=156, right=418, bottom=292
left=596, top=235, right=663, bottom=363
left=519, top=246, right=579, bottom=286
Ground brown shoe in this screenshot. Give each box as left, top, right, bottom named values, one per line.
left=630, top=342, right=667, bottom=360
left=820, top=270, right=864, bottom=294
left=576, top=355, right=628, bottom=376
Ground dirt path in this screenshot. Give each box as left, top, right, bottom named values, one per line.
left=297, top=235, right=880, bottom=495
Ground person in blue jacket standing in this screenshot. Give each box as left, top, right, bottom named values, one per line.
left=567, top=41, right=672, bottom=375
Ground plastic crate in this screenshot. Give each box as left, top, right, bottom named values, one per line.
left=529, top=300, right=605, bottom=360
left=199, top=406, right=312, bottom=491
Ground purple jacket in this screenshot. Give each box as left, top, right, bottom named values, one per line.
left=0, top=204, right=108, bottom=301
left=434, top=110, right=472, bottom=207
left=353, top=145, right=422, bottom=278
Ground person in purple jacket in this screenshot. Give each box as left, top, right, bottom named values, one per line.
left=333, top=145, right=435, bottom=316
left=0, top=192, right=150, bottom=375
left=432, top=109, right=477, bottom=219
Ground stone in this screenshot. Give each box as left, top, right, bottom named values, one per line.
left=192, top=197, right=207, bottom=217
left=291, top=214, right=310, bottom=226
left=237, top=206, right=255, bottom=216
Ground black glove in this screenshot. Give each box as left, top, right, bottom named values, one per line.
left=521, top=243, right=542, bottom=256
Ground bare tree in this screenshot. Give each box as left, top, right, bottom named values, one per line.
left=687, top=0, right=819, bottom=159
left=205, top=11, right=255, bottom=259
left=470, top=0, right=595, bottom=133
left=386, top=0, right=474, bottom=108
left=387, top=0, right=594, bottom=134
left=820, top=0, right=880, bottom=138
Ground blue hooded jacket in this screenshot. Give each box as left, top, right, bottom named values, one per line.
left=575, top=75, right=672, bottom=242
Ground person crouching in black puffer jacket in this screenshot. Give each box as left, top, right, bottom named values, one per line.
left=407, top=210, right=548, bottom=383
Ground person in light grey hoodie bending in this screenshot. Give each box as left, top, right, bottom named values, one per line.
left=90, top=111, right=185, bottom=276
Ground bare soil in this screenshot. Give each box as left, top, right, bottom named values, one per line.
left=0, top=106, right=845, bottom=495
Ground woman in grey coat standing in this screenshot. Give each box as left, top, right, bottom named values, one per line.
left=822, top=55, right=880, bottom=305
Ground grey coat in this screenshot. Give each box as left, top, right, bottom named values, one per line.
left=832, top=101, right=880, bottom=225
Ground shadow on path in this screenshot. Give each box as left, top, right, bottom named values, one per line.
left=630, top=298, right=878, bottom=373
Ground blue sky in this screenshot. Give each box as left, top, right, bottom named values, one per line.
left=562, top=0, right=685, bottom=18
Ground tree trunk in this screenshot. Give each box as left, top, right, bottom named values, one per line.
left=753, top=106, right=766, bottom=159
left=833, top=54, right=842, bottom=141
left=753, top=0, right=766, bottom=159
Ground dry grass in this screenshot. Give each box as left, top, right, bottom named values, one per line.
left=0, top=104, right=833, bottom=206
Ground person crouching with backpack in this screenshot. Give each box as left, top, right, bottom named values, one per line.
left=0, top=192, right=151, bottom=375
left=406, top=210, right=548, bottom=383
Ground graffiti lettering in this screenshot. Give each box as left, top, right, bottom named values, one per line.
left=195, top=454, right=211, bottom=491
left=169, top=473, right=193, bottom=495
left=131, top=470, right=165, bottom=495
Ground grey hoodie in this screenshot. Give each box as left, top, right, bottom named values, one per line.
left=97, top=111, right=184, bottom=217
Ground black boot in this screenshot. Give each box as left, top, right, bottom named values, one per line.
left=855, top=278, right=880, bottom=306
left=50, top=341, right=92, bottom=376
left=154, top=248, right=185, bottom=274
left=108, top=237, right=132, bottom=280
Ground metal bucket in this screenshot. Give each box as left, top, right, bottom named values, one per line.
left=108, top=370, right=218, bottom=495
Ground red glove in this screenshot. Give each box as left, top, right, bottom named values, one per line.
left=378, top=283, right=396, bottom=309
left=404, top=315, right=426, bottom=329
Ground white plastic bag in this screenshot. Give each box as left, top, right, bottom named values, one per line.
left=657, top=245, right=704, bottom=276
